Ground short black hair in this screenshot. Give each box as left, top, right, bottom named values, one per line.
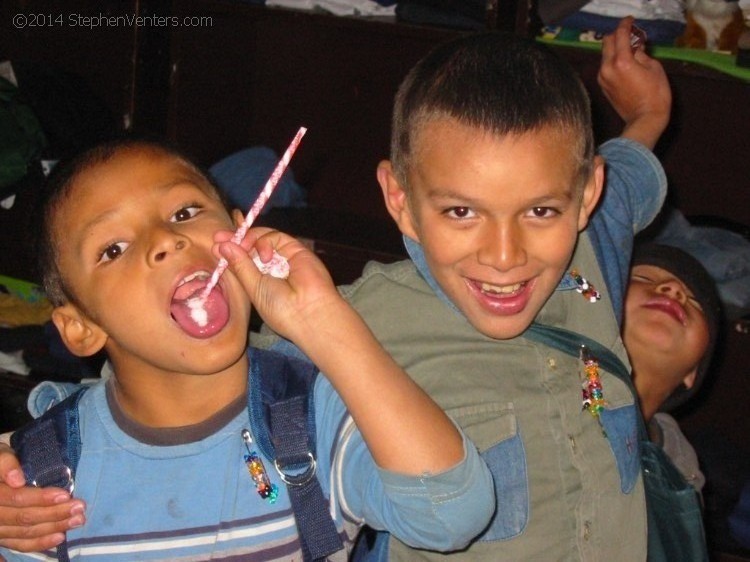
left=390, top=31, right=595, bottom=189
left=32, top=135, right=224, bottom=306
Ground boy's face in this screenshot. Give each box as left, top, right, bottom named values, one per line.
left=51, top=148, right=251, bottom=378
left=623, top=263, right=709, bottom=392
left=379, top=119, right=602, bottom=340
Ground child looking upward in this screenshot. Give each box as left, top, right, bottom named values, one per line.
left=0, top=138, right=494, bottom=561
left=624, top=242, right=722, bottom=491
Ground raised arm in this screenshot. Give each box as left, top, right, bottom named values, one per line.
left=217, top=227, right=465, bottom=474
left=598, top=16, right=672, bottom=150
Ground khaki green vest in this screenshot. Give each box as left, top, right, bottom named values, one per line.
left=341, top=233, right=647, bottom=561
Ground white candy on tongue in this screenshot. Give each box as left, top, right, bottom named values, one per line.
left=171, top=277, right=229, bottom=338
left=187, top=298, right=208, bottom=327
left=185, top=250, right=289, bottom=328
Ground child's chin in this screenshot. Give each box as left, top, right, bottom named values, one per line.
left=468, top=311, right=533, bottom=341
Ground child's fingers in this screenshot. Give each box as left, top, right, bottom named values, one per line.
left=616, top=17, right=636, bottom=52
left=0, top=507, right=76, bottom=551
left=218, top=240, right=264, bottom=292
left=213, top=229, right=255, bottom=254
left=0, top=483, right=86, bottom=551
left=0, top=483, right=85, bottom=521
left=0, top=533, right=66, bottom=554
left=0, top=510, right=72, bottom=552
left=0, top=446, right=25, bottom=489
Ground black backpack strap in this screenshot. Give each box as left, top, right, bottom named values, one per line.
left=248, top=347, right=344, bottom=561
left=10, top=387, right=88, bottom=562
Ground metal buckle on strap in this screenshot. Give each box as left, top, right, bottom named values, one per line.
left=273, top=452, right=317, bottom=486
left=30, top=465, right=75, bottom=494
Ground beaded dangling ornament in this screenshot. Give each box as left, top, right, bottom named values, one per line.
left=570, top=269, right=601, bottom=303
left=242, top=429, right=279, bottom=503
left=580, top=345, right=607, bottom=435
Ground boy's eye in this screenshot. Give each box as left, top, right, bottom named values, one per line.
left=528, top=207, right=557, bottom=218
left=446, top=207, right=475, bottom=219
left=171, top=206, right=201, bottom=222
left=630, top=274, right=652, bottom=283
left=99, top=242, right=128, bottom=263
left=687, top=296, right=704, bottom=312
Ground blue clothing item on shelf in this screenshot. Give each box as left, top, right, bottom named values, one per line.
left=209, top=146, right=307, bottom=214
left=650, top=206, right=750, bottom=319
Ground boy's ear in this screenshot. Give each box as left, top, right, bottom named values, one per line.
left=231, top=209, right=244, bottom=228
left=377, top=160, right=419, bottom=241
left=51, top=304, right=108, bottom=357
left=681, top=368, right=698, bottom=390
left=577, top=156, right=605, bottom=232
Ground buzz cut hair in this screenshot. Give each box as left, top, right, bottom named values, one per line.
left=390, top=31, right=595, bottom=191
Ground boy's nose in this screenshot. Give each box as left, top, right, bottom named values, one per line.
left=148, top=229, right=190, bottom=265
left=657, top=280, right=688, bottom=303
left=477, top=223, right=526, bottom=271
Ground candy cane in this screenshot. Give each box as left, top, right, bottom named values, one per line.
left=201, top=126, right=307, bottom=299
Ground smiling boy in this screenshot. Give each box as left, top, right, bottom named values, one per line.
left=381, top=119, right=595, bottom=340
left=623, top=242, right=721, bottom=491
left=0, top=138, right=494, bottom=561
left=341, top=26, right=669, bottom=560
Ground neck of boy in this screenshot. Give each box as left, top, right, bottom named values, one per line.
left=632, top=369, right=670, bottom=423
left=110, top=359, right=249, bottom=427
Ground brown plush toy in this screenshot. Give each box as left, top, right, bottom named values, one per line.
left=677, top=0, right=747, bottom=53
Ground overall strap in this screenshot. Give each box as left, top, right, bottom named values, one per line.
left=10, top=387, right=88, bottom=562
left=525, top=322, right=648, bottom=440
left=248, top=347, right=344, bottom=561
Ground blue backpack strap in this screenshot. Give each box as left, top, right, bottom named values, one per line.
left=525, top=323, right=631, bottom=380
left=10, top=387, right=88, bottom=562
left=247, top=347, right=344, bottom=561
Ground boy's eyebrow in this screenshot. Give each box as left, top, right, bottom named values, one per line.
left=77, top=178, right=208, bottom=238
left=426, top=187, right=575, bottom=206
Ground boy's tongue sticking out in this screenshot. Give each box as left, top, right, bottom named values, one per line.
left=170, top=273, right=230, bottom=338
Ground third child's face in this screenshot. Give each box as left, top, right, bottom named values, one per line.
left=403, top=120, right=596, bottom=339
left=623, top=264, right=709, bottom=378
left=54, top=148, right=251, bottom=376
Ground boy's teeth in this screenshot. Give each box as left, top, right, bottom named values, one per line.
left=178, top=271, right=209, bottom=287
left=481, top=282, right=522, bottom=294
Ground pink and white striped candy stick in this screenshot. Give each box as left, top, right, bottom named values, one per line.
left=201, top=126, right=307, bottom=299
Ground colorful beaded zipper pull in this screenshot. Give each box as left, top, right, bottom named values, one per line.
left=242, top=429, right=279, bottom=503
left=580, top=345, right=607, bottom=434
left=570, top=269, right=601, bottom=303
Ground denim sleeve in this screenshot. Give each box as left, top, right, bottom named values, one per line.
left=361, top=431, right=495, bottom=551
left=269, top=332, right=494, bottom=549
left=326, top=395, right=495, bottom=550
left=590, top=137, right=668, bottom=324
